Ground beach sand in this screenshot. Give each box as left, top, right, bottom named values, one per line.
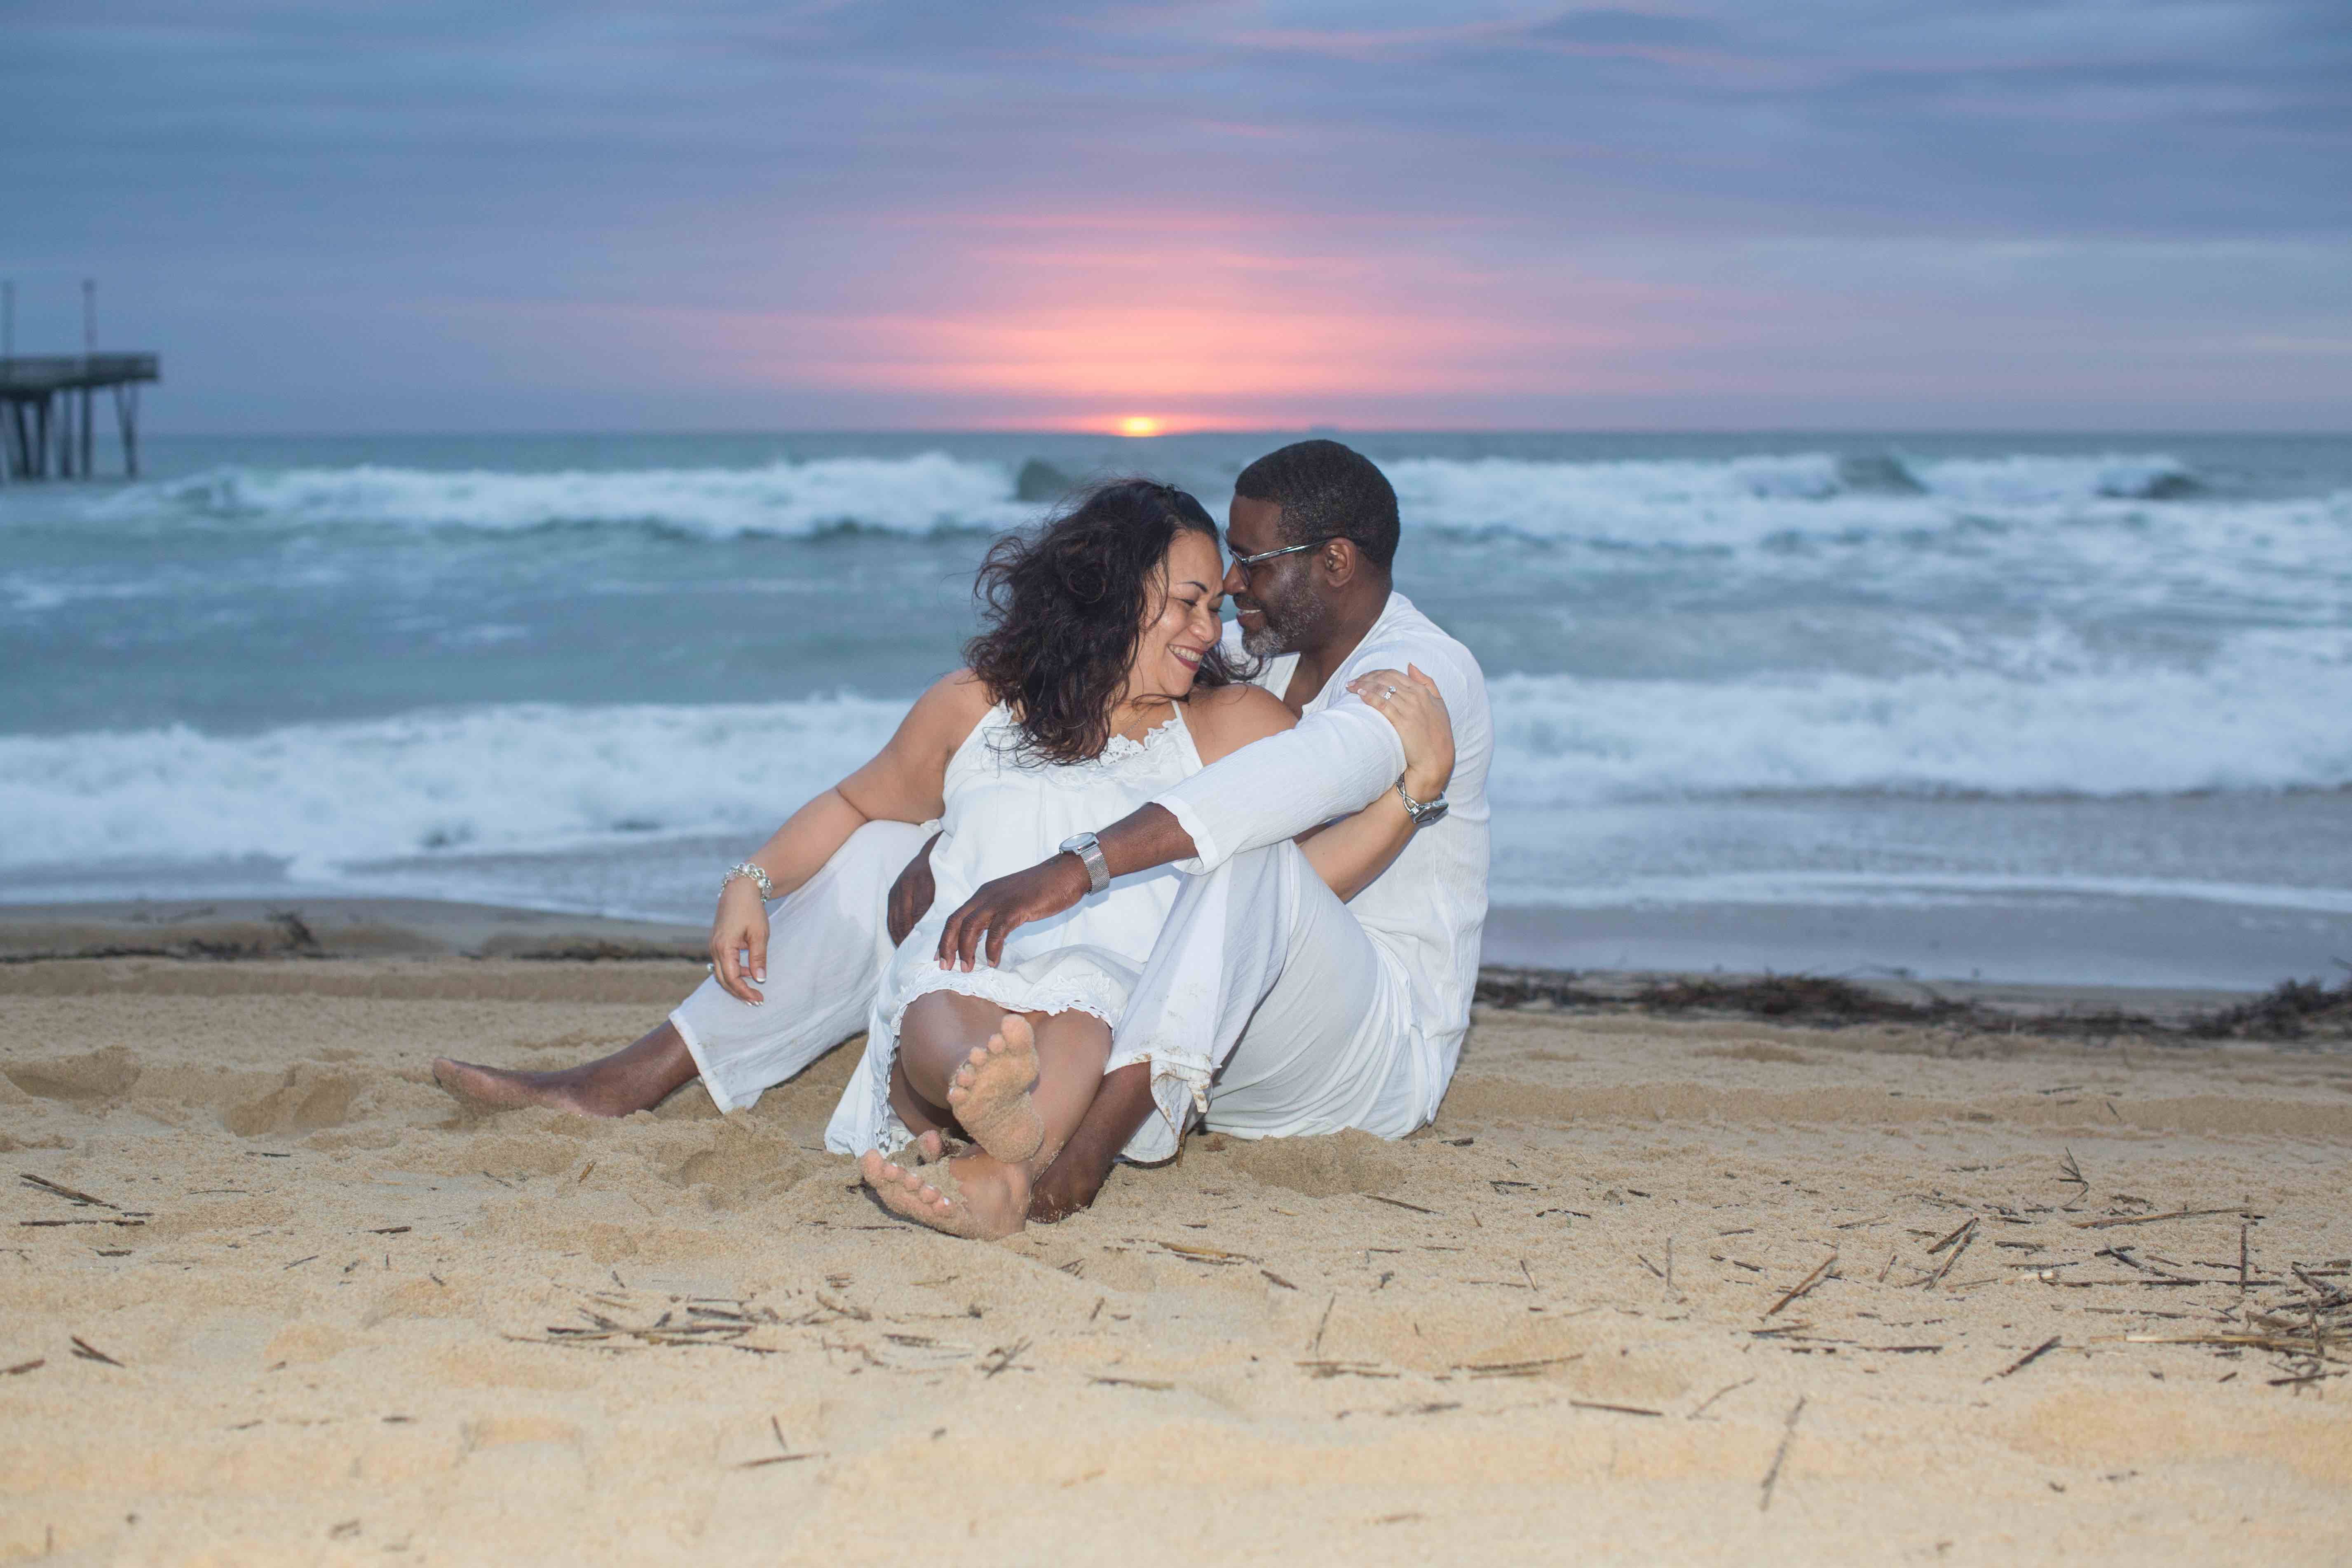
left=3, top=904, right=2349, bottom=1563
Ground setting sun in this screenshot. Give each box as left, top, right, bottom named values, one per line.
left=1116, top=415, right=1161, bottom=437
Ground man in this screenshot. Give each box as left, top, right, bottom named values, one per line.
left=434, top=440, right=1491, bottom=1225
left=903, top=438, right=1491, bottom=1219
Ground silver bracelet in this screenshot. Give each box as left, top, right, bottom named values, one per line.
left=722, top=862, right=775, bottom=900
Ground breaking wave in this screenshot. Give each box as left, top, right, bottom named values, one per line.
left=2, top=448, right=2249, bottom=546
left=8, top=628, right=2350, bottom=884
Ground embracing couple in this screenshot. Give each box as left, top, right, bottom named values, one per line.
left=434, top=440, right=1491, bottom=1241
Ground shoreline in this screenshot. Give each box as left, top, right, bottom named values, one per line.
left=1, top=895, right=2327, bottom=1040
left=9, top=883, right=2341, bottom=1001
left=0, top=895, right=710, bottom=965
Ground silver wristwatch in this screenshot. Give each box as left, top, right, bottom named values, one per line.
left=1059, top=831, right=1111, bottom=894
left=1396, top=780, right=1449, bottom=829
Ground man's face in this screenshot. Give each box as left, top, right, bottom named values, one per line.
left=1224, top=495, right=1333, bottom=659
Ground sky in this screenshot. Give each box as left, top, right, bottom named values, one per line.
left=5, top=0, right=2348, bottom=432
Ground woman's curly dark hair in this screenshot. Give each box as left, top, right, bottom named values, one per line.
left=964, top=478, right=1248, bottom=764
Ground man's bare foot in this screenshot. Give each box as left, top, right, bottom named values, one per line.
left=432, top=1058, right=608, bottom=1116
left=430, top=1024, right=696, bottom=1118
left=858, top=1148, right=1029, bottom=1240
left=943, top=1014, right=1044, bottom=1164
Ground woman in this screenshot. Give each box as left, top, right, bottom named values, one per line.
left=701, top=480, right=1452, bottom=1238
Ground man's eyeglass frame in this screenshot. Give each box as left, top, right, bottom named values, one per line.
left=1229, top=536, right=1340, bottom=576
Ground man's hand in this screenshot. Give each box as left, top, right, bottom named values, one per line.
left=936, top=851, right=1090, bottom=970
left=886, top=832, right=941, bottom=946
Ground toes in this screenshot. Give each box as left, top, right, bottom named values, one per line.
left=916, top=1129, right=945, bottom=1160
left=861, top=1152, right=921, bottom=1194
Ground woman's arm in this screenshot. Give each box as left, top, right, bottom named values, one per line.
left=709, top=670, right=990, bottom=1001
left=1297, top=666, right=1454, bottom=903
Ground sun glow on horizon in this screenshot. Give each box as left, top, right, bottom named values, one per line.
left=1116, top=415, right=1162, bottom=437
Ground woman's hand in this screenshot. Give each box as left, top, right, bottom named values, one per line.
left=1349, top=664, right=1454, bottom=800
left=709, top=878, right=770, bottom=1004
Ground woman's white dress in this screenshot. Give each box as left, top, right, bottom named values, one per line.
left=823, top=700, right=1203, bottom=1154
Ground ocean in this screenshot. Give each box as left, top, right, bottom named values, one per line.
left=5, top=430, right=2350, bottom=990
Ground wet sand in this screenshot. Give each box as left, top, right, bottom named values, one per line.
left=3, top=906, right=2349, bottom=1562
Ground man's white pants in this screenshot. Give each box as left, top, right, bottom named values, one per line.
left=1107, top=838, right=1428, bottom=1159
left=668, top=822, right=1432, bottom=1152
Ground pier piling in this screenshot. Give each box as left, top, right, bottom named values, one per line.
left=0, top=279, right=158, bottom=481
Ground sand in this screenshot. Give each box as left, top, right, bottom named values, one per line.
left=4, top=913, right=2351, bottom=1562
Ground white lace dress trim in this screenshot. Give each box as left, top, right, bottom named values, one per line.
left=828, top=701, right=1205, bottom=1155
left=882, top=967, right=1120, bottom=1043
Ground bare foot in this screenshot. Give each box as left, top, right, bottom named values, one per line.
left=431, top=1058, right=620, bottom=1117
left=430, top=1025, right=694, bottom=1118
left=884, top=1129, right=968, bottom=1168
left=943, top=1014, right=1044, bottom=1164
left=858, top=1148, right=1029, bottom=1240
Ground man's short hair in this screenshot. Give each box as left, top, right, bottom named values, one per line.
left=1233, top=439, right=1400, bottom=574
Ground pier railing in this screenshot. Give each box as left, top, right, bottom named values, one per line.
left=0, top=354, right=160, bottom=396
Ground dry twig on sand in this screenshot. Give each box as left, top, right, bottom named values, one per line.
left=1766, top=1254, right=1838, bottom=1318
left=1990, top=1336, right=2063, bottom=1381
left=1759, top=1396, right=1807, bottom=1512
left=2071, top=1207, right=2252, bottom=1231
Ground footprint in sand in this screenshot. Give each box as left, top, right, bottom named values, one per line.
left=943, top=1014, right=1044, bottom=1164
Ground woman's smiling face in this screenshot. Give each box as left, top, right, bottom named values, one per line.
left=1127, top=528, right=1227, bottom=704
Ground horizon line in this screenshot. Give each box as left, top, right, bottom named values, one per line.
left=128, top=424, right=2352, bottom=442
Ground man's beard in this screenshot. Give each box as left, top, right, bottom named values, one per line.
left=1238, top=570, right=1332, bottom=659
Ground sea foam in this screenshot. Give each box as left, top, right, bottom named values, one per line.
left=0, top=698, right=906, bottom=879
left=1383, top=450, right=2213, bottom=548
left=7, top=627, right=2350, bottom=882
left=6, top=447, right=2227, bottom=544
left=1486, top=628, right=2352, bottom=806
left=67, top=452, right=1039, bottom=538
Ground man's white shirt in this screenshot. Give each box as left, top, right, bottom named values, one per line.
left=1151, top=591, right=1494, bottom=1089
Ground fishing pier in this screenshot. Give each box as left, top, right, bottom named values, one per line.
left=1, top=354, right=158, bottom=480
left=0, top=280, right=158, bottom=482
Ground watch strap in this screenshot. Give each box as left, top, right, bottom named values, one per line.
left=1060, top=831, right=1111, bottom=894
